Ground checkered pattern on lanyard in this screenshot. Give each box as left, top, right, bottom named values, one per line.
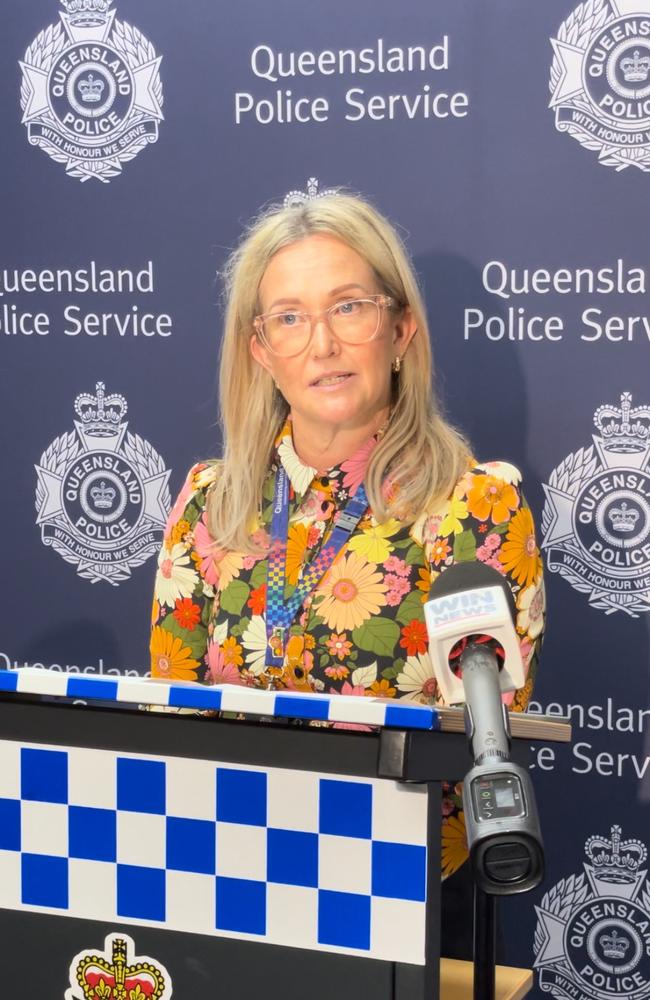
left=265, top=466, right=368, bottom=668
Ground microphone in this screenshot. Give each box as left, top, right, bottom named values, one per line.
left=424, top=561, right=544, bottom=895
left=424, top=560, right=525, bottom=707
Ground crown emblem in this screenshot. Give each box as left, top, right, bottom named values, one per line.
left=620, top=49, right=650, bottom=84
left=608, top=501, right=640, bottom=534
left=284, top=177, right=338, bottom=208
left=78, top=73, right=105, bottom=104
left=74, top=382, right=127, bottom=437
left=585, top=825, right=647, bottom=883
left=73, top=937, right=168, bottom=999
left=60, top=0, right=112, bottom=27
left=593, top=393, right=650, bottom=453
left=90, top=481, right=117, bottom=509
left=599, top=928, right=630, bottom=960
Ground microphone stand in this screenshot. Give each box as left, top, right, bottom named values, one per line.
left=460, top=643, right=508, bottom=1000
left=474, top=886, right=497, bottom=1000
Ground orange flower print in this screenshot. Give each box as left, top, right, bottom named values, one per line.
left=430, top=538, right=451, bottom=566
left=150, top=627, right=199, bottom=681
left=499, top=507, right=542, bottom=588
left=367, top=679, right=396, bottom=698
left=247, top=584, right=266, bottom=615
left=221, top=636, right=244, bottom=668
left=399, top=620, right=428, bottom=656
left=441, top=812, right=469, bottom=877
left=467, top=475, right=519, bottom=524
left=285, top=523, right=309, bottom=585
left=170, top=518, right=190, bottom=546
left=415, top=567, right=431, bottom=602
left=317, top=551, right=387, bottom=632
left=172, top=598, right=201, bottom=631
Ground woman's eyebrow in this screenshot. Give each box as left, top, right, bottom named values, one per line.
left=266, top=283, right=370, bottom=311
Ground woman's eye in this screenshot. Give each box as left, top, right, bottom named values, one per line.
left=279, top=312, right=300, bottom=327
left=335, top=300, right=361, bottom=316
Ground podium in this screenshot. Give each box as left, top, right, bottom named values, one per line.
left=0, top=669, right=569, bottom=999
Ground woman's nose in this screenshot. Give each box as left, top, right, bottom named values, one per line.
left=309, top=316, right=339, bottom=358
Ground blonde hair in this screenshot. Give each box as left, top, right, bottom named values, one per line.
left=208, top=192, right=470, bottom=551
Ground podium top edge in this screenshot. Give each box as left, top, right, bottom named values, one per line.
left=0, top=667, right=440, bottom=733
left=437, top=706, right=571, bottom=742
left=0, top=668, right=571, bottom=740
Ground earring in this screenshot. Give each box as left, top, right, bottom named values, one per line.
left=391, top=355, right=401, bottom=374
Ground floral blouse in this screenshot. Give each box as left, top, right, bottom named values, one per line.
left=150, top=421, right=545, bottom=878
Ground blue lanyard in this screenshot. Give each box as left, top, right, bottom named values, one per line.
left=265, top=466, right=368, bottom=669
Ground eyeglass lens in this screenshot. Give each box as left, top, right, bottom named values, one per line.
left=260, top=299, right=381, bottom=356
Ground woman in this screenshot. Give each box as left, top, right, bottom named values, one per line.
left=150, top=192, right=545, bottom=892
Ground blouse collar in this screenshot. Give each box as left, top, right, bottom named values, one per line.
left=274, top=419, right=380, bottom=500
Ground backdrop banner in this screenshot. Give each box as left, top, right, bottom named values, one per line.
left=2, top=1, right=650, bottom=994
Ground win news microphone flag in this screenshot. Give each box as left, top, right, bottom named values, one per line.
left=423, top=561, right=525, bottom=707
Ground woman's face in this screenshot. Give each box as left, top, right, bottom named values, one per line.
left=250, top=234, right=416, bottom=438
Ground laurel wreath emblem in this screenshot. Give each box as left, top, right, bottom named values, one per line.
left=550, top=0, right=650, bottom=172
left=35, top=430, right=170, bottom=586
left=20, top=18, right=163, bottom=183
left=534, top=872, right=590, bottom=959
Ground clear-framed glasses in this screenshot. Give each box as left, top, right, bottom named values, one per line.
left=253, top=294, right=397, bottom=358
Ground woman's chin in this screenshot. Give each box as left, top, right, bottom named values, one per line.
left=298, top=401, right=372, bottom=431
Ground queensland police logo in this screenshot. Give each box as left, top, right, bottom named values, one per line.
left=550, top=1, right=650, bottom=171
left=542, top=393, right=650, bottom=616
left=35, top=382, right=170, bottom=585
left=65, top=932, right=172, bottom=999
left=535, top=826, right=650, bottom=1000
left=20, top=0, right=163, bottom=182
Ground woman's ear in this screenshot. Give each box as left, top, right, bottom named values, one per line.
left=393, top=305, right=418, bottom=354
left=250, top=333, right=275, bottom=377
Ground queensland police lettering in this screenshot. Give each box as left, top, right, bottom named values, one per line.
left=20, top=0, right=163, bottom=182
left=549, top=0, right=650, bottom=172
left=35, top=383, right=170, bottom=585
left=535, top=826, right=650, bottom=1000
left=542, top=394, right=650, bottom=617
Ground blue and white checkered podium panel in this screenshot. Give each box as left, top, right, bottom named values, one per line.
left=0, top=668, right=439, bottom=730
left=0, top=739, right=429, bottom=964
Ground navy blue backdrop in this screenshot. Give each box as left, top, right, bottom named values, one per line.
left=3, top=1, right=650, bottom=994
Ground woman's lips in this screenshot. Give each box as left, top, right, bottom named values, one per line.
left=310, top=372, right=353, bottom=388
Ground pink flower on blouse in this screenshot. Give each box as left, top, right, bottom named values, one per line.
left=164, top=467, right=205, bottom=542
left=385, top=573, right=411, bottom=606
left=476, top=548, right=507, bottom=575
left=193, top=515, right=220, bottom=586
left=442, top=796, right=455, bottom=817
left=338, top=681, right=366, bottom=697
left=206, top=642, right=243, bottom=685
left=251, top=527, right=270, bottom=552
left=519, top=637, right=534, bottom=669
left=384, top=555, right=409, bottom=577
left=340, top=437, right=377, bottom=493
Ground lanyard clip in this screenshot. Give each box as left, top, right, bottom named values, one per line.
left=269, top=627, right=285, bottom=660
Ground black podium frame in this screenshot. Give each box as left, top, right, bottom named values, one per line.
left=0, top=694, right=533, bottom=1000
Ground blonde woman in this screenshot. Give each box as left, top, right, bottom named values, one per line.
left=151, top=193, right=545, bottom=905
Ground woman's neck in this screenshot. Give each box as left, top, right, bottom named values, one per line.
left=290, top=408, right=389, bottom=473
